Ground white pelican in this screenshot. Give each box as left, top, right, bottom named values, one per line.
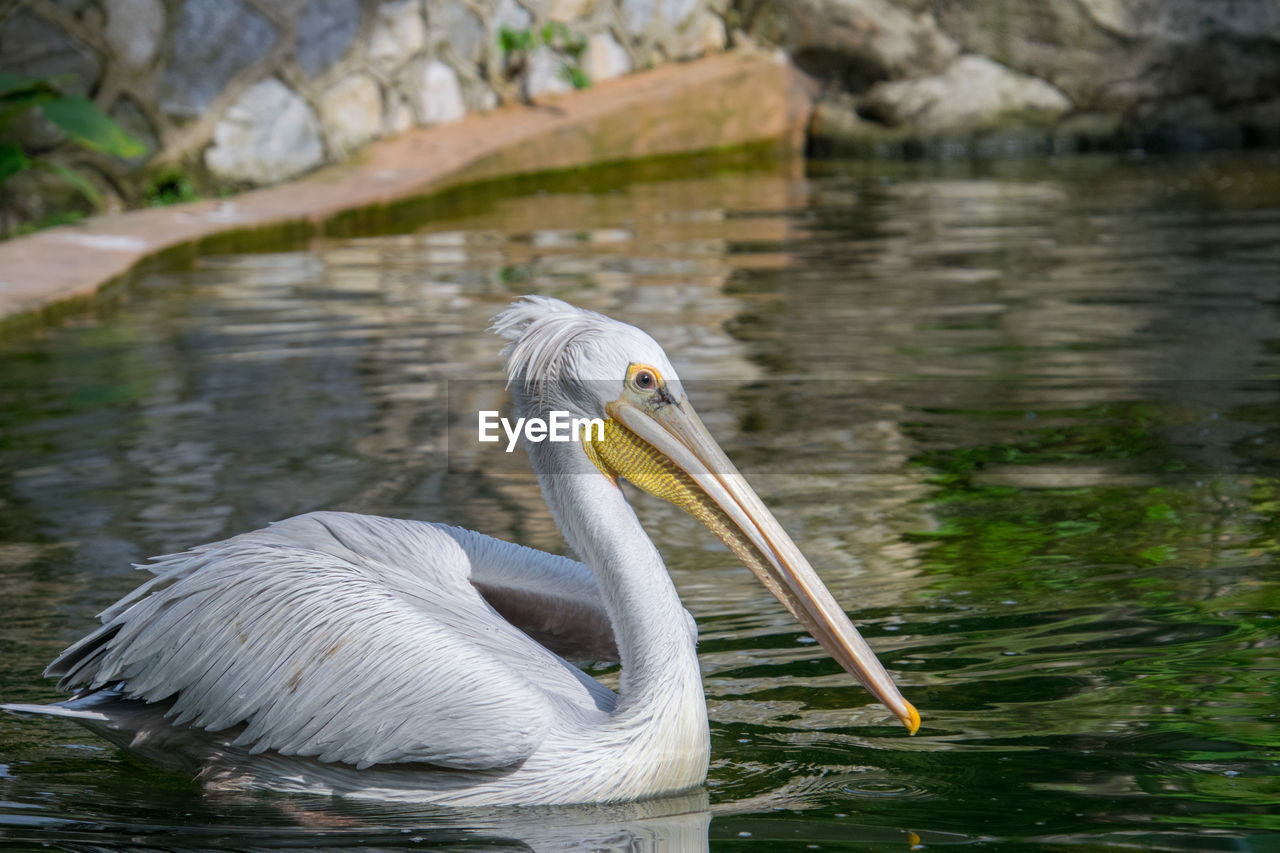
left=3, top=296, right=918, bottom=805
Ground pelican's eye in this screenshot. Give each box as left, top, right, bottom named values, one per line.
left=627, top=364, right=662, bottom=393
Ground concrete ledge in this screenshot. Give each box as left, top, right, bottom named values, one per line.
left=0, top=50, right=812, bottom=332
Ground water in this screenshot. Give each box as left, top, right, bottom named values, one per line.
left=1, top=150, right=1278, bottom=850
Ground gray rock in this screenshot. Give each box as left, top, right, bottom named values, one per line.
left=159, top=0, right=277, bottom=117
left=297, top=0, right=362, bottom=78
left=1077, top=0, right=1280, bottom=42
left=205, top=79, right=324, bottom=184
left=458, top=79, right=500, bottom=112
left=369, top=0, right=426, bottom=72
left=431, top=2, right=487, bottom=67
left=1075, top=0, right=1137, bottom=37
left=545, top=0, right=596, bottom=22
left=809, top=91, right=886, bottom=141
left=104, top=0, right=165, bottom=70
left=524, top=46, right=573, bottom=98
left=747, top=0, right=958, bottom=88
left=860, top=55, right=1072, bottom=132
left=936, top=0, right=1280, bottom=118
left=415, top=60, right=466, bottom=124
left=0, top=10, right=101, bottom=92
left=664, top=0, right=699, bottom=27
left=670, top=10, right=726, bottom=59
left=385, top=95, right=415, bottom=134
left=936, top=2, right=1148, bottom=110
left=582, top=31, right=632, bottom=81
left=493, top=0, right=533, bottom=35
left=622, top=0, right=656, bottom=33
left=319, top=73, right=382, bottom=155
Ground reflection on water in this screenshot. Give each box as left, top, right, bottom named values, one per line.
left=1, top=150, right=1279, bottom=850
left=0, top=789, right=713, bottom=851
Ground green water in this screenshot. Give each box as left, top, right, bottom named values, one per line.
left=1, top=150, right=1278, bottom=850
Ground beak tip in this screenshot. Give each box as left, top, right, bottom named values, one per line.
left=900, top=701, right=921, bottom=735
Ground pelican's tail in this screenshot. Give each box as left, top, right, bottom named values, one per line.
left=1, top=699, right=109, bottom=721
left=1, top=687, right=126, bottom=721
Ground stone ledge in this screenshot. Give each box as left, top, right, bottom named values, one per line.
left=0, top=50, right=812, bottom=333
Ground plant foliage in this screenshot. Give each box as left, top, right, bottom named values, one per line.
left=0, top=72, right=147, bottom=216
left=497, top=23, right=592, bottom=92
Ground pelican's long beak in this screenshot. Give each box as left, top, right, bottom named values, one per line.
left=585, top=395, right=920, bottom=734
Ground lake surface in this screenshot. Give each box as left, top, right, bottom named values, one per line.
left=1, top=149, right=1278, bottom=851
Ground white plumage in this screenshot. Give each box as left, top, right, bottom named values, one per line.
left=3, top=296, right=916, bottom=805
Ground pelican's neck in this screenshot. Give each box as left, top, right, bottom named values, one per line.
left=528, top=439, right=702, bottom=713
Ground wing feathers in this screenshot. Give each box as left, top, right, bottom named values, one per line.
left=50, top=514, right=562, bottom=770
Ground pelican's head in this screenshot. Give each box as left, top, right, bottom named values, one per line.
left=493, top=295, right=683, bottom=420
left=492, top=296, right=919, bottom=734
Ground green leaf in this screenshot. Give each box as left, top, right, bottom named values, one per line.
left=0, top=71, right=58, bottom=100
left=0, top=90, right=56, bottom=131
left=145, top=173, right=198, bottom=207
left=34, top=158, right=105, bottom=208
left=498, top=26, right=533, bottom=54
left=39, top=95, right=147, bottom=159
left=560, top=65, right=591, bottom=90
left=0, top=141, right=32, bottom=182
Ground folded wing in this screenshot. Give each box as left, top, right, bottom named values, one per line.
left=48, top=513, right=571, bottom=771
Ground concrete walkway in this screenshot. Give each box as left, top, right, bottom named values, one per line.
left=0, top=51, right=810, bottom=331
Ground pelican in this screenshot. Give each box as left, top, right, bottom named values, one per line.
left=3, top=296, right=918, bottom=805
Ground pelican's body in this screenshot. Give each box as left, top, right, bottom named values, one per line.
left=4, top=297, right=916, bottom=805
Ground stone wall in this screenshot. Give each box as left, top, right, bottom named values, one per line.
left=739, top=0, right=1280, bottom=154
left=0, top=0, right=728, bottom=207
left=3, top=0, right=1278, bottom=218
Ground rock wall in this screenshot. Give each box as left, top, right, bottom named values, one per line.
left=0, top=0, right=728, bottom=203
left=739, top=0, right=1280, bottom=154
left=2, top=0, right=1277, bottom=215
